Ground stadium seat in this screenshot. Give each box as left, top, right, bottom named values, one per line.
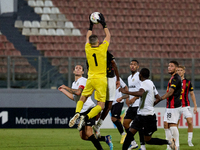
left=65, top=22, right=74, bottom=28
left=39, top=29, right=48, bottom=35
left=44, top=1, right=53, bottom=7
left=49, top=14, right=57, bottom=20
left=35, top=0, right=44, bottom=7
left=54, top=36, right=63, bottom=43
left=28, top=0, right=36, bottom=7
left=72, top=29, right=81, bottom=36
left=45, top=36, right=54, bottom=43
left=146, top=37, right=154, bottom=44
left=57, top=21, right=65, bottom=28
left=29, top=36, right=39, bottom=43
left=162, top=38, right=171, bottom=44
left=40, top=21, right=48, bottom=28
left=14, top=20, right=23, bottom=28
left=41, top=14, right=50, bottom=20
left=64, top=29, right=72, bottom=35
left=47, top=29, right=56, bottom=35
left=32, top=21, right=40, bottom=28
left=51, top=7, right=60, bottom=14
left=37, top=36, right=47, bottom=43
left=22, top=28, right=31, bottom=35
left=0, top=35, right=8, bottom=42
left=58, top=14, right=67, bottom=21
left=34, top=7, right=43, bottom=14
left=0, top=43, right=5, bottom=50
left=51, top=58, right=60, bottom=66
left=48, top=21, right=56, bottom=28
left=30, top=28, right=39, bottom=35
left=23, top=21, right=32, bottom=28
left=148, top=23, right=156, bottom=30
left=43, top=7, right=51, bottom=14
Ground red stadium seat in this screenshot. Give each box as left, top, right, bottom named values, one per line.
left=146, top=30, right=155, bottom=37
left=5, top=43, right=15, bottom=50
left=0, top=43, right=5, bottom=50
left=0, top=35, right=8, bottom=42
left=45, top=36, right=54, bottom=43
left=37, top=36, right=47, bottom=43
left=154, top=45, right=162, bottom=52
left=154, top=37, right=163, bottom=44
left=29, top=36, right=39, bottom=43
left=54, top=36, right=63, bottom=43
left=138, top=30, right=147, bottom=37
left=146, top=38, right=154, bottom=44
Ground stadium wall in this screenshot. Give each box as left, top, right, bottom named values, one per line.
left=0, top=89, right=199, bottom=128
left=0, top=89, right=199, bottom=107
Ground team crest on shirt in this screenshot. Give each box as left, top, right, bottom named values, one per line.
left=77, top=82, right=79, bottom=86
left=132, top=78, right=135, bottom=81
left=186, top=83, right=188, bottom=87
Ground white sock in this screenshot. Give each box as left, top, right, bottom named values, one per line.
left=170, top=126, right=179, bottom=147
left=188, top=132, right=193, bottom=142
left=97, top=119, right=103, bottom=128
left=165, top=129, right=172, bottom=149
left=121, top=132, right=126, bottom=135
left=165, top=129, right=172, bottom=140
left=131, top=140, right=137, bottom=145
left=140, top=145, right=146, bottom=150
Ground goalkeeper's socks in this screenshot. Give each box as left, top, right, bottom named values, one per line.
left=87, top=105, right=102, bottom=119
left=88, top=134, right=103, bottom=150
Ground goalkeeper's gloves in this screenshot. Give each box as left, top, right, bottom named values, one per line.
left=97, top=13, right=107, bottom=28
left=89, top=14, right=94, bottom=31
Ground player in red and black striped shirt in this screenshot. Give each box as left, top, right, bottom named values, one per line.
left=177, top=65, right=197, bottom=147
left=155, top=61, right=182, bottom=150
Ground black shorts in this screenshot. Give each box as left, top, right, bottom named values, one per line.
left=80, top=108, right=95, bottom=131
left=124, top=107, right=138, bottom=120
left=130, top=114, right=157, bottom=136
left=111, top=103, right=124, bottom=119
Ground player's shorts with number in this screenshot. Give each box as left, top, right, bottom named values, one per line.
left=181, top=106, right=193, bottom=119
left=164, top=107, right=182, bottom=123
left=82, top=77, right=107, bottom=102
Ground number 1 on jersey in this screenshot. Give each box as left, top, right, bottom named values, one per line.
left=92, top=53, right=98, bottom=66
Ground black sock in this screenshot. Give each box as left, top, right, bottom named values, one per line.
left=139, top=129, right=145, bottom=145
left=125, top=128, right=129, bottom=133
left=88, top=134, right=103, bottom=150
left=146, top=138, right=169, bottom=145
left=98, top=136, right=105, bottom=142
left=113, top=120, right=124, bottom=134
left=122, top=131, right=134, bottom=150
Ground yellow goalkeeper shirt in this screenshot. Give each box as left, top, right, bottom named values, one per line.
left=85, top=40, right=109, bottom=79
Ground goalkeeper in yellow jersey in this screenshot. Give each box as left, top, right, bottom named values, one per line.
left=69, top=13, right=112, bottom=150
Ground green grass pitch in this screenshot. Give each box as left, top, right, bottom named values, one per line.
left=0, top=128, right=199, bottom=150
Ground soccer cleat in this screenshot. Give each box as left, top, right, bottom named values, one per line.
left=69, top=113, right=80, bottom=127
left=77, top=115, right=85, bottom=131
left=92, top=125, right=101, bottom=139
left=188, top=141, right=194, bottom=146
left=169, top=138, right=176, bottom=150
left=105, top=135, right=113, bottom=150
left=120, top=133, right=127, bottom=144
left=128, top=141, right=138, bottom=150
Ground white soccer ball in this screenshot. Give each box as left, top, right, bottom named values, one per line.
left=90, top=12, right=100, bottom=24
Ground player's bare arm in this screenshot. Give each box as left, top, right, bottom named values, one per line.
left=129, top=97, right=139, bottom=105
left=154, top=94, right=162, bottom=106
left=116, top=86, right=128, bottom=102
left=190, top=91, right=198, bottom=114
left=111, top=59, right=120, bottom=88
left=119, top=87, right=145, bottom=97
left=58, top=88, right=74, bottom=100
left=161, top=88, right=175, bottom=100
left=59, top=84, right=83, bottom=96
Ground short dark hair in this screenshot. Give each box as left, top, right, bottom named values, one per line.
left=131, top=59, right=139, bottom=65
left=89, top=35, right=98, bottom=45
left=169, top=60, right=179, bottom=67
left=140, top=68, right=150, bottom=79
